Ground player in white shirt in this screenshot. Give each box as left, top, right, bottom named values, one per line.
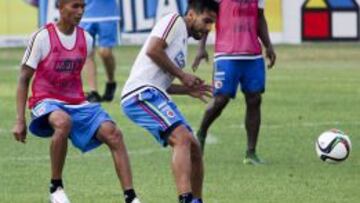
left=121, top=1, right=218, bottom=203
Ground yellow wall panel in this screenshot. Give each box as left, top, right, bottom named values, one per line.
left=306, top=0, right=327, bottom=8
left=0, top=0, right=37, bottom=35
left=265, top=0, right=283, bottom=32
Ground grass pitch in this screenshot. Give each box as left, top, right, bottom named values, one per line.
left=0, top=43, right=360, bottom=203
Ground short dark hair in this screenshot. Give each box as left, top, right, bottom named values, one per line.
left=187, top=0, right=219, bottom=14
left=56, top=0, right=74, bottom=8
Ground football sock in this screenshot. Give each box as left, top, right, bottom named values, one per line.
left=179, top=192, right=193, bottom=203
left=124, top=189, right=137, bottom=203
left=50, top=179, right=63, bottom=193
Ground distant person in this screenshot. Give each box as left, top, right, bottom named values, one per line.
left=12, top=1, right=140, bottom=202
left=193, top=0, right=276, bottom=165
left=121, top=1, right=218, bottom=202
left=80, top=0, right=120, bottom=102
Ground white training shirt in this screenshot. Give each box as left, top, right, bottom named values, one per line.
left=215, top=0, right=265, bottom=8
left=22, top=24, right=93, bottom=69
left=121, top=12, right=188, bottom=101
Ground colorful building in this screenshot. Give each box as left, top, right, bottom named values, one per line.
left=302, top=0, right=360, bottom=41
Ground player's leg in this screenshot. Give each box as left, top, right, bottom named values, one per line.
left=197, top=95, right=230, bottom=151
left=48, top=110, right=71, bottom=182
left=122, top=88, right=198, bottom=203
left=241, top=58, right=266, bottom=165
left=189, top=136, right=204, bottom=202
left=67, top=102, right=140, bottom=203
left=85, top=50, right=103, bottom=102
left=168, top=125, right=195, bottom=203
left=48, top=110, right=72, bottom=203
left=243, top=92, right=263, bottom=164
left=80, top=22, right=102, bottom=102
left=96, top=121, right=132, bottom=189
left=98, top=47, right=115, bottom=83
left=98, top=21, right=118, bottom=101
left=169, top=102, right=204, bottom=202
left=197, top=59, right=240, bottom=152
left=29, top=101, right=71, bottom=203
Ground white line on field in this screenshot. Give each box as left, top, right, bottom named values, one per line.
left=205, top=133, right=218, bottom=144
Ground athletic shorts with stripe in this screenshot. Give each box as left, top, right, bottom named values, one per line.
left=29, top=100, right=113, bottom=152
left=121, top=87, right=191, bottom=147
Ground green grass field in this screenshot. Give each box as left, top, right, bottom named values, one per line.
left=1, top=44, right=360, bottom=203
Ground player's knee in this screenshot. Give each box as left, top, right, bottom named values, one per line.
left=178, top=134, right=192, bottom=149
left=108, top=129, right=124, bottom=147
left=98, top=48, right=113, bottom=59
left=169, top=126, right=192, bottom=148
left=49, top=111, right=72, bottom=133
left=100, top=123, right=124, bottom=147
left=246, top=94, right=262, bottom=107
left=212, top=96, right=229, bottom=111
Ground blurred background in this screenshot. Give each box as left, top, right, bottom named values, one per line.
left=1, top=0, right=359, bottom=47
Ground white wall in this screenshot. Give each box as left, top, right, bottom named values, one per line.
left=282, top=0, right=306, bottom=44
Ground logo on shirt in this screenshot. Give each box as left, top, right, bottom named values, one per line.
left=174, top=51, right=185, bottom=69
left=54, top=58, right=83, bottom=73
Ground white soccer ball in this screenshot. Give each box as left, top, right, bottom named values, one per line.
left=315, top=129, right=351, bottom=163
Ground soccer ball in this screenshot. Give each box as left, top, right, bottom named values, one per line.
left=315, top=129, right=351, bottom=163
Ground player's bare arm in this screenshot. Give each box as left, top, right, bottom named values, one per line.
left=258, top=9, right=276, bottom=68
left=146, top=36, right=202, bottom=87
left=167, top=84, right=212, bottom=103
left=12, top=65, right=35, bottom=143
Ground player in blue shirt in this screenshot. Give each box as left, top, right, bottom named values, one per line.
left=80, top=0, right=120, bottom=102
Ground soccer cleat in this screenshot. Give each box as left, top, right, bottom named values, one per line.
left=49, top=187, right=70, bottom=203
left=86, top=91, right=102, bottom=103
left=102, top=82, right=117, bottom=102
left=243, top=153, right=265, bottom=165
left=131, top=198, right=141, bottom=203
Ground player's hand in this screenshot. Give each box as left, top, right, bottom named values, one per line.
left=12, top=119, right=27, bottom=143
left=266, top=46, right=276, bottom=69
left=180, top=72, right=204, bottom=88
left=188, top=83, right=213, bottom=103
left=191, top=49, right=209, bottom=72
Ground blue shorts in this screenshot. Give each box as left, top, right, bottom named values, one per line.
left=121, top=88, right=191, bottom=147
left=29, top=101, right=113, bottom=152
left=80, top=21, right=119, bottom=47
left=213, top=58, right=266, bottom=98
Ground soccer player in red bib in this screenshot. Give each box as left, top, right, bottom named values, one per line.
left=12, top=1, right=140, bottom=202
left=193, top=0, right=276, bottom=165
